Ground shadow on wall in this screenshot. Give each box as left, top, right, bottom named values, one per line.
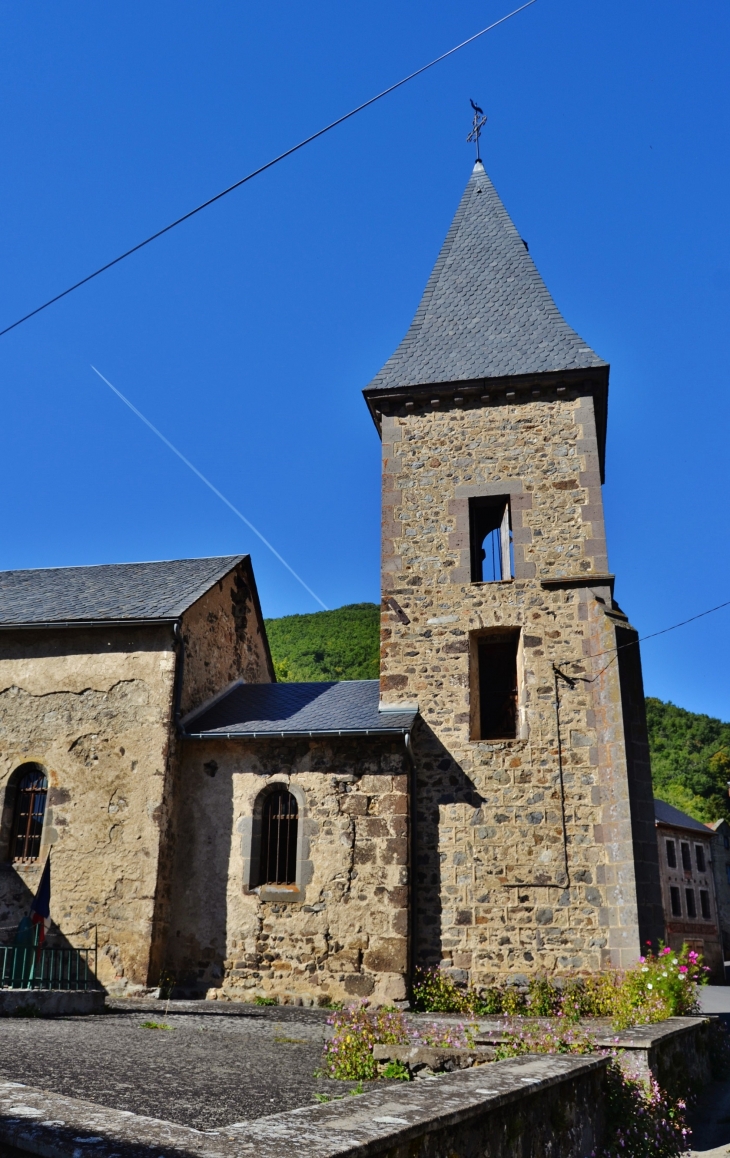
left=163, top=750, right=234, bottom=997
left=412, top=719, right=486, bottom=979
left=0, top=866, right=101, bottom=990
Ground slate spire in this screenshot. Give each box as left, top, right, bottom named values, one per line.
left=366, top=161, right=606, bottom=393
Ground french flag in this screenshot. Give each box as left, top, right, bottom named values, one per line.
left=30, top=856, right=51, bottom=945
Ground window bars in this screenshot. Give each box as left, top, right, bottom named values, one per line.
left=260, top=790, right=298, bottom=885
left=11, top=768, right=48, bottom=863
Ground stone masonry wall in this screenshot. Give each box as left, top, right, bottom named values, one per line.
left=379, top=387, right=651, bottom=984
left=0, top=625, right=177, bottom=989
left=0, top=561, right=274, bottom=993
left=147, top=559, right=274, bottom=981
left=165, top=736, right=409, bottom=1005
left=178, top=558, right=273, bottom=717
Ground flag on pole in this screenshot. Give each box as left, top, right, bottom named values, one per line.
left=30, top=855, right=51, bottom=945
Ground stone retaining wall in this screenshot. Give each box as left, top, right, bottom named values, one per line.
left=0, top=990, right=105, bottom=1017
left=0, top=1054, right=607, bottom=1158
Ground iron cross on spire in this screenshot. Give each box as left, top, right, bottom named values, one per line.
left=467, top=99, right=487, bottom=162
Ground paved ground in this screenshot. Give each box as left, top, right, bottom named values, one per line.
left=699, top=986, right=730, bottom=1015
left=0, top=999, right=369, bottom=1130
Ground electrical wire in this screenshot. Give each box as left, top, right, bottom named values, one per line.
left=91, top=367, right=328, bottom=610
left=0, top=1, right=539, bottom=340
left=557, top=597, right=730, bottom=686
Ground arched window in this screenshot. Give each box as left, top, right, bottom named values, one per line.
left=9, top=765, right=48, bottom=863
left=259, top=790, right=298, bottom=885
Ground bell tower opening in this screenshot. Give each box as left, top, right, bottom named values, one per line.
left=469, top=495, right=512, bottom=582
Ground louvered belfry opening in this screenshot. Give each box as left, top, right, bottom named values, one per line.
left=11, top=766, right=48, bottom=863
left=260, top=790, right=298, bottom=885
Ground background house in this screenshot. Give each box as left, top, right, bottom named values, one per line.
left=654, top=799, right=723, bottom=979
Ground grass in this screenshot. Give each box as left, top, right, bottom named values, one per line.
left=140, top=1020, right=173, bottom=1030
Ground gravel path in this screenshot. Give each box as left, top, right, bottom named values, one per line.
left=0, top=998, right=368, bottom=1129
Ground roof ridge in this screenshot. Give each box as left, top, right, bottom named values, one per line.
left=0, top=553, right=244, bottom=577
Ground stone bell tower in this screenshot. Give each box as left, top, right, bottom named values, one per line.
left=363, top=160, right=664, bottom=984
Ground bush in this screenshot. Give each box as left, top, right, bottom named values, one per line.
left=412, top=942, right=709, bottom=1030
left=609, top=942, right=707, bottom=1030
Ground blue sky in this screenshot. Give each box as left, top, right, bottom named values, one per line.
left=0, top=2, right=728, bottom=718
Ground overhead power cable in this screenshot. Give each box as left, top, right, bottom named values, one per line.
left=557, top=597, right=730, bottom=686
left=91, top=367, right=328, bottom=610
left=0, top=1, right=538, bottom=340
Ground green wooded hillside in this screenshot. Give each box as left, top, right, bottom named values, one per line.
left=265, top=605, right=730, bottom=824
left=646, top=698, right=730, bottom=823
left=265, top=603, right=380, bottom=682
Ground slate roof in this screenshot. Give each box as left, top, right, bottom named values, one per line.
left=366, top=161, right=606, bottom=393
left=654, top=798, right=712, bottom=834
left=182, top=679, right=417, bottom=737
left=0, top=556, right=245, bottom=625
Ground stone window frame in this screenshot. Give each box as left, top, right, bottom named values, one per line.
left=450, top=480, right=534, bottom=584
left=665, top=838, right=677, bottom=869
left=0, top=762, right=49, bottom=865
left=468, top=626, right=527, bottom=743
left=239, top=779, right=314, bottom=904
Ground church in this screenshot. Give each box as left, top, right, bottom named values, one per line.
left=0, top=159, right=665, bottom=1004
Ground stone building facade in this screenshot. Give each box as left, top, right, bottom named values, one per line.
left=705, top=818, right=730, bottom=979
left=653, top=799, right=723, bottom=979
left=0, top=556, right=273, bottom=991
left=0, top=158, right=664, bottom=1002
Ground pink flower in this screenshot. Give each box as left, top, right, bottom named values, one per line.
left=678, top=966, right=688, bottom=974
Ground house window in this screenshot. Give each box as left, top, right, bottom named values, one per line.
left=685, top=888, right=697, bottom=919
left=9, top=766, right=48, bottom=863
left=726, top=864, right=730, bottom=886
left=666, top=840, right=677, bottom=869
left=680, top=842, right=692, bottom=872
left=724, top=833, right=729, bottom=850
left=700, top=890, right=711, bottom=920
left=469, top=496, right=512, bottom=582
left=473, top=632, right=519, bottom=740
left=696, top=844, right=707, bottom=873
left=670, top=886, right=682, bottom=917
left=259, top=790, right=298, bottom=885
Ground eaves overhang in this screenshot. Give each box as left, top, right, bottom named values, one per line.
left=0, top=617, right=178, bottom=631
left=182, top=725, right=415, bottom=740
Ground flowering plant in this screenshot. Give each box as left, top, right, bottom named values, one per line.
left=601, top=1065, right=689, bottom=1157
left=321, top=1003, right=409, bottom=1081
left=493, top=1018, right=689, bottom=1157
left=412, top=942, right=709, bottom=1030
left=611, top=941, right=708, bottom=1030
left=320, top=1002, right=476, bottom=1080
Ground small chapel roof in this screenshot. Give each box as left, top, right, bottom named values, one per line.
left=365, top=161, right=606, bottom=394
left=182, top=679, right=417, bottom=738
left=0, top=555, right=246, bottom=626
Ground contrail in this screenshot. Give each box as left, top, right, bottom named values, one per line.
left=91, top=366, right=328, bottom=610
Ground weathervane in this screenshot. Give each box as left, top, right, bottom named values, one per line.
left=467, top=99, right=487, bottom=162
